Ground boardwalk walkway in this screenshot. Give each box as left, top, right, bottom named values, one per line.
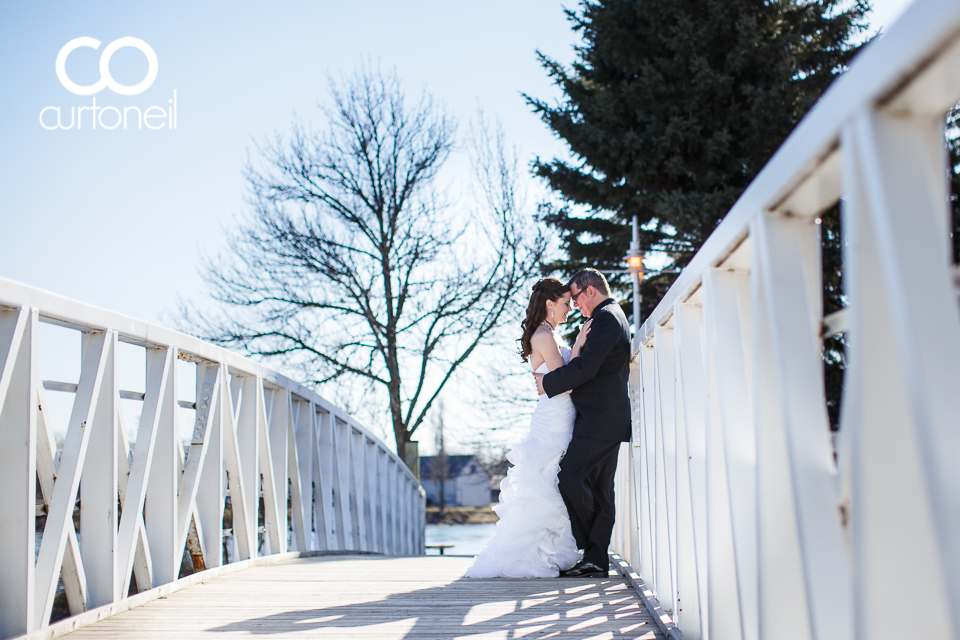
left=59, top=556, right=663, bottom=639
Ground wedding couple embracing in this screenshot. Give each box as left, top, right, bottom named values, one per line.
left=466, top=268, right=631, bottom=580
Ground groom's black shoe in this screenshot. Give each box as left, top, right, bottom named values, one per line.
left=559, top=560, right=607, bottom=578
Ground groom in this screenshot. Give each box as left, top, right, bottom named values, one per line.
left=535, top=268, right=632, bottom=578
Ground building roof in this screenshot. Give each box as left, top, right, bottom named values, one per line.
left=420, top=455, right=488, bottom=481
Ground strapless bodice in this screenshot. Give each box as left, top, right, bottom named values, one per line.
left=533, top=345, right=572, bottom=375
left=534, top=346, right=572, bottom=399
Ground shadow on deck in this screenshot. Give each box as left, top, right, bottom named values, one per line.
left=53, top=555, right=663, bottom=639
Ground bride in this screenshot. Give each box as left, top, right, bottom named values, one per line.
left=465, top=277, right=592, bottom=578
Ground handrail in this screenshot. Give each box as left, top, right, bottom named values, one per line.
left=0, top=277, right=425, bottom=639
left=636, top=0, right=960, bottom=347
left=610, top=0, right=960, bottom=637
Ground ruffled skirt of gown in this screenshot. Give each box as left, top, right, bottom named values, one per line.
left=465, top=386, right=581, bottom=578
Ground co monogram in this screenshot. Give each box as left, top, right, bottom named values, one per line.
left=56, top=37, right=158, bottom=96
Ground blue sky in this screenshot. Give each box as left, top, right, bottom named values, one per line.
left=0, top=0, right=915, bottom=324
left=0, top=0, right=582, bottom=323
left=0, top=0, right=916, bottom=450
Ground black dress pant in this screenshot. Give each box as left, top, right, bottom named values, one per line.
left=557, top=435, right=621, bottom=571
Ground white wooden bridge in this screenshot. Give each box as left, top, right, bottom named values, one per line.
left=4, top=0, right=960, bottom=638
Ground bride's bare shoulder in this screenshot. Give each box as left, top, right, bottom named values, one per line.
left=530, top=326, right=563, bottom=364
left=530, top=325, right=554, bottom=347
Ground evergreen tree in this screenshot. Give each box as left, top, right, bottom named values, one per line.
left=528, top=0, right=868, bottom=320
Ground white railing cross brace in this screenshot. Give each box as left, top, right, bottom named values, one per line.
left=0, top=284, right=425, bottom=640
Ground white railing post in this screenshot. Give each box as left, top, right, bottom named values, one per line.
left=222, top=370, right=254, bottom=562
left=674, top=302, right=709, bottom=638
left=314, top=408, right=336, bottom=551
left=653, top=325, right=678, bottom=616
left=378, top=448, right=390, bottom=553
left=626, top=356, right=642, bottom=574
left=195, top=363, right=224, bottom=569
left=419, top=485, right=427, bottom=554
left=0, top=307, right=37, bottom=638
left=233, top=373, right=259, bottom=558
left=366, top=437, right=381, bottom=552
left=144, top=347, right=179, bottom=585
left=703, top=268, right=757, bottom=640
left=289, top=398, right=311, bottom=552
left=842, top=108, right=960, bottom=639
left=79, top=329, right=119, bottom=608
left=389, top=457, right=401, bottom=555
left=256, top=380, right=283, bottom=556
left=266, top=387, right=290, bottom=554
left=613, top=443, right=627, bottom=556
left=350, top=427, right=367, bottom=551
left=311, top=408, right=325, bottom=550
left=672, top=304, right=702, bottom=638
left=333, top=418, right=354, bottom=550
left=752, top=212, right=853, bottom=640
left=638, top=343, right=656, bottom=590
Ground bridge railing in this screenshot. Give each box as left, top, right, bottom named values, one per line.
left=610, top=0, right=960, bottom=638
left=0, top=277, right=425, bottom=639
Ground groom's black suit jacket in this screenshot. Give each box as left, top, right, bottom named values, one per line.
left=542, top=298, right=632, bottom=443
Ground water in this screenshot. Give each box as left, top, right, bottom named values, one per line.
left=425, top=523, right=496, bottom=556
left=36, top=525, right=494, bottom=566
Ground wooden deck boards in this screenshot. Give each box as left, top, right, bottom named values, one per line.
left=62, top=556, right=664, bottom=639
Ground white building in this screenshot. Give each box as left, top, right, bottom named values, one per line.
left=420, top=455, right=491, bottom=508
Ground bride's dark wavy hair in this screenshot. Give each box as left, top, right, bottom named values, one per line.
left=518, top=277, right=569, bottom=362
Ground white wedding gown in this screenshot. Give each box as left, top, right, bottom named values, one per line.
left=465, top=346, right=582, bottom=578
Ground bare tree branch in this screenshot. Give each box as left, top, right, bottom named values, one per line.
left=182, top=66, right=545, bottom=453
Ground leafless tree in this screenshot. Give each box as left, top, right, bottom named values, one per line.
left=184, top=67, right=544, bottom=454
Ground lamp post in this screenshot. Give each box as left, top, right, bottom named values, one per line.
left=594, top=215, right=644, bottom=335
left=625, top=215, right=644, bottom=336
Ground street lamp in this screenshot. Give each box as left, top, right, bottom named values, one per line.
left=593, top=215, right=644, bottom=335
left=625, top=215, right=644, bottom=335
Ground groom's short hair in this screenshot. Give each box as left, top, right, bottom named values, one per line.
left=569, top=268, right=610, bottom=296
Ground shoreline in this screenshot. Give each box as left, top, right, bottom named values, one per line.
left=426, top=506, right=499, bottom=525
